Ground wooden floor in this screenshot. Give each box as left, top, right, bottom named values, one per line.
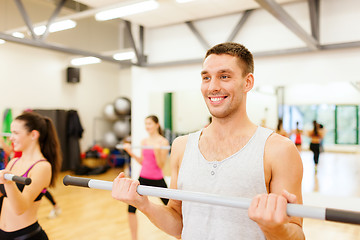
left=37, top=151, right=360, bottom=240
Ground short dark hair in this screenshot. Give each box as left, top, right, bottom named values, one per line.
left=205, top=42, right=254, bottom=76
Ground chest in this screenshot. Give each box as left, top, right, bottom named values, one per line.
left=9, top=163, right=31, bottom=177
left=198, top=136, right=251, bottom=162
left=179, top=148, right=267, bottom=198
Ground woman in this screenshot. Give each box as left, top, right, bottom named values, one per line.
left=0, top=112, right=62, bottom=239
left=308, top=120, right=324, bottom=173
left=0, top=135, right=61, bottom=219
left=276, top=119, right=289, bottom=138
left=292, top=121, right=303, bottom=152
left=123, top=115, right=170, bottom=240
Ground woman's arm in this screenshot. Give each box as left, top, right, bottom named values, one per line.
left=112, top=136, right=187, bottom=238
left=153, top=138, right=170, bottom=169
left=123, top=142, right=143, bottom=165
left=0, top=161, right=51, bottom=215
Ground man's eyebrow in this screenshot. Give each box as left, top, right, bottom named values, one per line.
left=218, top=69, right=233, bottom=73
left=201, top=69, right=233, bottom=75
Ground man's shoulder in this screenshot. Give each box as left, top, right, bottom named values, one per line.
left=172, top=134, right=189, bottom=147
left=267, top=131, right=293, bottom=145
left=265, top=133, right=298, bottom=159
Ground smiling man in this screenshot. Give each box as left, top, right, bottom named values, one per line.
left=112, top=42, right=305, bottom=240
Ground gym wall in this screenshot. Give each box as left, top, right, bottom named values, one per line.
left=0, top=42, right=129, bottom=151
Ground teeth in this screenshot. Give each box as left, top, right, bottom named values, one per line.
left=210, top=97, right=223, bottom=102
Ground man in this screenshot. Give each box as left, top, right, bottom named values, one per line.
left=112, top=42, right=305, bottom=239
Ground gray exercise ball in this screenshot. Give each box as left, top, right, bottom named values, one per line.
left=102, top=131, right=118, bottom=148
left=113, top=119, right=130, bottom=138
left=103, top=103, right=118, bottom=121
left=114, top=97, right=131, bottom=116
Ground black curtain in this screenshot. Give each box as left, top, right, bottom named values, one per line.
left=34, top=109, right=83, bottom=171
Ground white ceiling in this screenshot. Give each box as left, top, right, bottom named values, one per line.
left=73, top=0, right=303, bottom=28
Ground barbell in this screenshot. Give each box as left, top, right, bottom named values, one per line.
left=116, top=144, right=170, bottom=150
left=1, top=132, right=11, bottom=137
left=4, top=173, right=32, bottom=185
left=63, top=175, right=360, bottom=225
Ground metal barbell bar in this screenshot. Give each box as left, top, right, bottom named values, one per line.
left=116, top=144, right=170, bottom=150
left=4, top=173, right=32, bottom=185
left=63, top=175, right=360, bottom=225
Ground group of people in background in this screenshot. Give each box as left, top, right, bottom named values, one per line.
left=276, top=119, right=326, bottom=172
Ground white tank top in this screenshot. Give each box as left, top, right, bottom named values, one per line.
left=178, top=126, right=273, bottom=240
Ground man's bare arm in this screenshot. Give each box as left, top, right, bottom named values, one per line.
left=249, top=134, right=305, bottom=240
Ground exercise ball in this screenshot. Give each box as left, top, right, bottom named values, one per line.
left=103, top=103, right=118, bottom=120
left=114, top=97, right=131, bottom=116
left=102, top=131, right=118, bottom=148
left=113, top=119, right=130, bottom=138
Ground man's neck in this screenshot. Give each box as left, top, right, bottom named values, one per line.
left=210, top=113, right=256, bottom=138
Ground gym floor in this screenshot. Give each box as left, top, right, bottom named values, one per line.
left=38, top=151, right=360, bottom=240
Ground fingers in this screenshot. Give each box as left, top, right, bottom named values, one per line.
left=116, top=172, right=125, bottom=179
left=112, top=172, right=137, bottom=200
left=112, top=172, right=147, bottom=210
left=249, top=192, right=292, bottom=230
left=282, top=189, right=297, bottom=204
left=0, top=170, right=10, bottom=184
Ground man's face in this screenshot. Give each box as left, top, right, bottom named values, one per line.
left=201, top=54, right=247, bottom=119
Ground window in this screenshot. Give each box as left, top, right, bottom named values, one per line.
left=283, top=104, right=358, bottom=145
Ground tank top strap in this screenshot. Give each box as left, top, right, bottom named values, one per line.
left=22, top=159, right=47, bottom=177
left=9, top=158, right=21, bottom=171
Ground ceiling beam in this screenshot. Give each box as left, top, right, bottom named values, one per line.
left=350, top=82, right=360, bottom=92
left=40, top=0, right=67, bottom=40
left=0, top=32, right=129, bottom=65
left=254, top=0, right=319, bottom=50
left=145, top=41, right=360, bottom=67
left=321, top=41, right=360, bottom=50
left=308, top=0, right=320, bottom=41
left=6, top=0, right=141, bottom=34
left=124, top=21, right=142, bottom=66
left=227, top=10, right=252, bottom=42
left=14, top=0, right=38, bottom=40
left=139, top=25, right=147, bottom=64
left=186, top=21, right=210, bottom=51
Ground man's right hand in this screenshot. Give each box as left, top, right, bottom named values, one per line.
left=111, top=172, right=150, bottom=211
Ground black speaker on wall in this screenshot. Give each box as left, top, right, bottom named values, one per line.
left=67, top=67, right=80, bottom=83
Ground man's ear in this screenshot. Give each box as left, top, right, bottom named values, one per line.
left=243, top=73, right=254, bottom=93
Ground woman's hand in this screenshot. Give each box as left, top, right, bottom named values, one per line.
left=0, top=169, right=11, bottom=184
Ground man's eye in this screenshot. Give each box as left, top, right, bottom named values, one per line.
left=220, top=75, right=229, bottom=79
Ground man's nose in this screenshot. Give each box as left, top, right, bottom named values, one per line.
left=208, top=78, right=221, bottom=91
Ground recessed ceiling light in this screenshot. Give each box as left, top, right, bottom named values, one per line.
left=176, top=0, right=194, bottom=3
left=113, top=51, right=136, bottom=61
left=12, top=32, right=25, bottom=38
left=95, top=0, right=159, bottom=21
left=34, top=20, right=77, bottom=35
left=71, top=57, right=101, bottom=66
